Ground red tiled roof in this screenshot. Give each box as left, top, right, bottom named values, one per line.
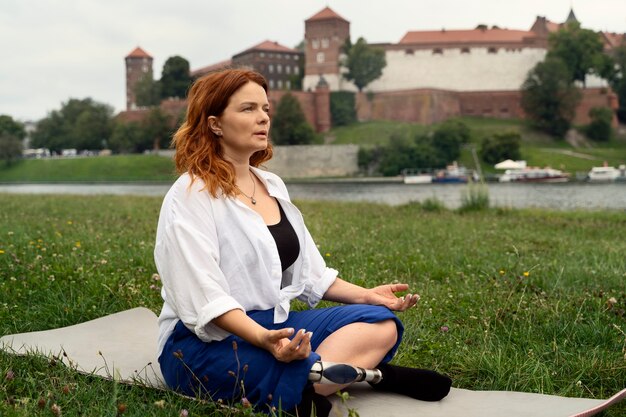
left=126, top=46, right=152, bottom=59
left=545, top=21, right=561, bottom=33
left=306, top=6, right=348, bottom=22
left=237, top=40, right=299, bottom=55
left=190, top=59, right=233, bottom=77
left=602, top=32, right=626, bottom=49
left=399, top=28, right=537, bottom=45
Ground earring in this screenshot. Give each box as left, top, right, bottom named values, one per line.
left=214, top=131, right=222, bottom=137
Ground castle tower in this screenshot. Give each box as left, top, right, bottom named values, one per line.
left=303, top=7, right=350, bottom=92
left=125, top=47, right=153, bottom=110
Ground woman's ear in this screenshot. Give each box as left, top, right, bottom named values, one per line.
left=207, top=116, right=222, bottom=136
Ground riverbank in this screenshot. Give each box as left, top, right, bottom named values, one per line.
left=0, top=195, right=624, bottom=416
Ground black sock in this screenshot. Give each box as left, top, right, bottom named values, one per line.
left=369, top=363, right=452, bottom=401
left=288, top=386, right=332, bottom=417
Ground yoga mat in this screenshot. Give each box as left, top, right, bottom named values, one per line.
left=1, top=307, right=624, bottom=417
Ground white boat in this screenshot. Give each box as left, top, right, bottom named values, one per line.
left=587, top=165, right=624, bottom=182
left=402, top=168, right=432, bottom=184
left=499, top=167, right=570, bottom=183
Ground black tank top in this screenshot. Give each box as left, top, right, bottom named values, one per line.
left=267, top=202, right=300, bottom=272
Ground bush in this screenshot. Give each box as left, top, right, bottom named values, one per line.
left=271, top=94, right=316, bottom=145
left=330, top=92, right=356, bottom=127
left=584, top=107, right=613, bottom=141
left=480, top=132, right=522, bottom=164
left=432, top=120, right=470, bottom=164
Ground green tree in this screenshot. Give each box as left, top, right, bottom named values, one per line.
left=141, top=108, right=173, bottom=151
left=0, top=116, right=25, bottom=165
left=109, top=121, right=145, bottom=153
left=160, top=56, right=192, bottom=99
left=480, top=132, right=522, bottom=164
left=30, top=98, right=114, bottom=152
left=432, top=120, right=470, bottom=164
left=607, top=44, right=626, bottom=123
left=342, top=37, right=386, bottom=92
left=271, top=94, right=316, bottom=145
left=521, top=57, right=581, bottom=137
left=134, top=73, right=162, bottom=107
left=548, top=22, right=605, bottom=86
left=330, top=92, right=356, bottom=126
left=0, top=133, right=23, bottom=166
left=584, top=107, right=613, bottom=141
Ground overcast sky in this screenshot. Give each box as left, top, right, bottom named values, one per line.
left=1, top=0, right=624, bottom=122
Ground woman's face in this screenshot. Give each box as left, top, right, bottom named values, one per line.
left=213, top=81, right=270, bottom=163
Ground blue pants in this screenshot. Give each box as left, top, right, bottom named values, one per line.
left=159, top=304, right=404, bottom=413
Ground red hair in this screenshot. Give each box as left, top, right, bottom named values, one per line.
left=172, top=69, right=273, bottom=197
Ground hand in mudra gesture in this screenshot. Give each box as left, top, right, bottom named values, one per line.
left=365, top=283, right=420, bottom=311
left=261, top=327, right=312, bottom=362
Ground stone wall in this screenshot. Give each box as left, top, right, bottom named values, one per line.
left=263, top=144, right=359, bottom=178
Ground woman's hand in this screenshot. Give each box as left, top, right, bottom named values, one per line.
left=364, top=283, right=419, bottom=311
left=260, top=328, right=312, bottom=363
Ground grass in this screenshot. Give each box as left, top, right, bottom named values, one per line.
left=0, top=194, right=624, bottom=416
left=0, top=154, right=177, bottom=183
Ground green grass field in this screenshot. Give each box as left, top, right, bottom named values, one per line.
left=0, top=194, right=624, bottom=416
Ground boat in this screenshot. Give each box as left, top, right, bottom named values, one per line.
left=586, top=164, right=626, bottom=182
left=402, top=168, right=432, bottom=184
left=498, top=167, right=570, bottom=183
left=432, top=162, right=474, bottom=183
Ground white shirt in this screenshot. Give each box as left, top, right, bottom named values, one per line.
left=154, top=168, right=338, bottom=355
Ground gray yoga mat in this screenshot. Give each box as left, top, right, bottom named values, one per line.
left=1, top=307, right=624, bottom=417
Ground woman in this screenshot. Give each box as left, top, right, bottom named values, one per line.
left=155, top=69, right=451, bottom=416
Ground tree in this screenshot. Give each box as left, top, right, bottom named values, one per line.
left=134, top=73, right=162, bottom=107
left=270, top=94, right=316, bottom=145
left=521, top=57, right=581, bottom=137
left=607, top=44, right=626, bottom=123
left=431, top=120, right=470, bottom=164
left=342, top=37, right=386, bottom=92
left=109, top=121, right=145, bottom=153
left=30, top=98, right=114, bottom=152
left=548, top=22, right=605, bottom=86
left=330, top=92, right=356, bottom=126
left=480, top=132, right=522, bottom=164
left=0, top=116, right=25, bottom=165
left=160, top=56, right=192, bottom=99
left=141, top=108, right=173, bottom=151
left=584, top=107, right=613, bottom=141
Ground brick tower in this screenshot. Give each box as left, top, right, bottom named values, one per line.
left=303, top=7, right=350, bottom=91
left=125, top=47, right=153, bottom=110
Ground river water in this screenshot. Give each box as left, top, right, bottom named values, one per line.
left=1, top=181, right=624, bottom=211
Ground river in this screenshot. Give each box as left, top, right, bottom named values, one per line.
left=0, top=181, right=624, bottom=211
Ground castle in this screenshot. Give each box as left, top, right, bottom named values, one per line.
left=123, top=6, right=623, bottom=130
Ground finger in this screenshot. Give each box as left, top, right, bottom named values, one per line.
left=391, top=283, right=409, bottom=293
left=268, top=328, right=295, bottom=342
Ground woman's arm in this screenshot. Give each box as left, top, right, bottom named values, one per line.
left=323, top=278, right=419, bottom=311
left=212, top=309, right=313, bottom=362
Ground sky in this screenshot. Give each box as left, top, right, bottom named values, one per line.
left=1, top=0, right=624, bottom=122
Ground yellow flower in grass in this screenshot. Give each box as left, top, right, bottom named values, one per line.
left=0, top=250, right=5, bottom=254
left=75, top=241, right=81, bottom=248
left=523, top=271, right=530, bottom=277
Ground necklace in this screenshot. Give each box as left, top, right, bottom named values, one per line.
left=237, top=171, right=257, bottom=205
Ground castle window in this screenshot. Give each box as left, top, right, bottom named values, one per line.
left=277, top=80, right=283, bottom=89
left=269, top=79, right=275, bottom=89
left=312, top=39, right=320, bottom=49
left=432, top=48, right=443, bottom=55
left=294, top=55, right=299, bottom=61
left=321, top=37, right=329, bottom=48
left=286, top=65, right=291, bottom=74
left=461, top=47, right=470, bottom=54
left=277, top=64, right=282, bottom=74
left=317, top=52, right=325, bottom=63
left=294, top=66, right=300, bottom=74
left=488, top=47, right=498, bottom=54
left=286, top=54, right=291, bottom=59
left=405, top=49, right=414, bottom=55
left=269, top=64, right=274, bottom=73
left=260, top=52, right=265, bottom=57
left=286, top=80, right=291, bottom=90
